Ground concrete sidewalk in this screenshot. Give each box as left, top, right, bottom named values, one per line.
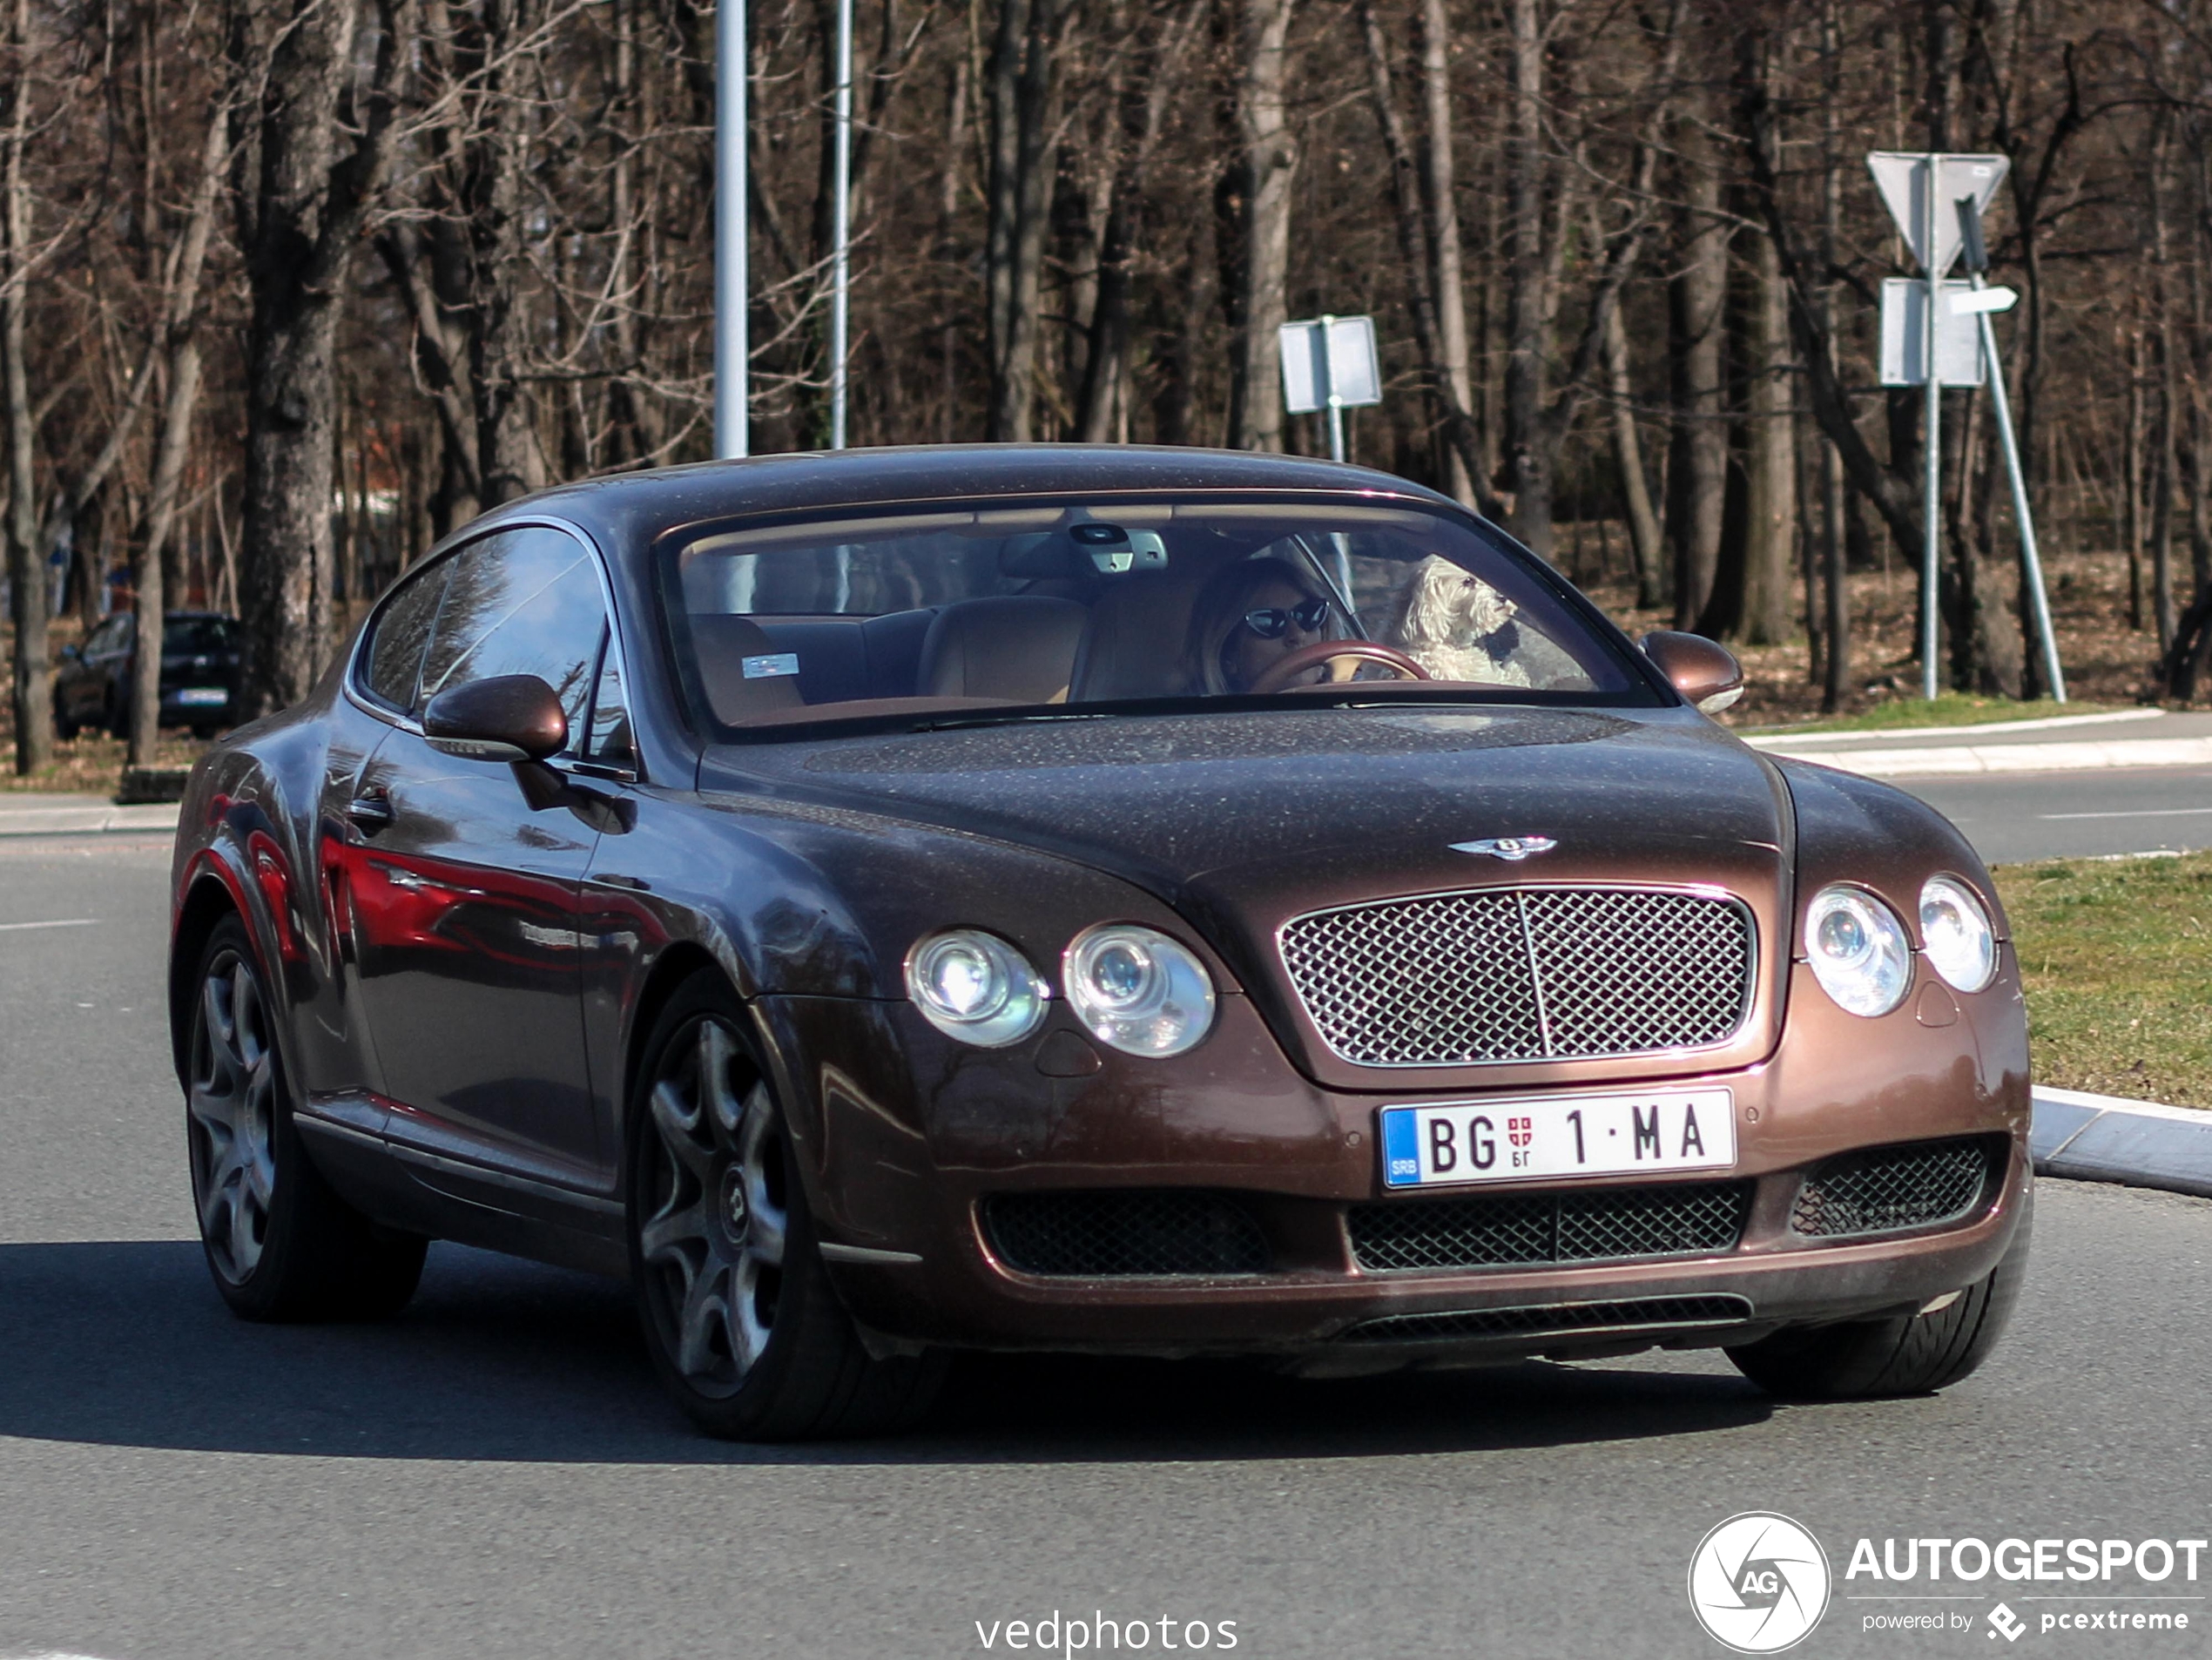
left=1744, top=707, right=2212, bottom=779
left=0, top=792, right=180, bottom=837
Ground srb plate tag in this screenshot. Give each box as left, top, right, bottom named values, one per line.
left=1379, top=1088, right=1736, bottom=1189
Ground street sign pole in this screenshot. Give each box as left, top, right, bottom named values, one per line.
left=714, top=0, right=748, bottom=459
left=1921, top=161, right=1942, bottom=700
left=1320, top=314, right=1345, bottom=462
left=1955, top=202, right=2065, bottom=702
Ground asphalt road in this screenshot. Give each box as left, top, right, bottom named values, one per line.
left=1898, top=765, right=2212, bottom=863
left=3, top=834, right=2209, bottom=1660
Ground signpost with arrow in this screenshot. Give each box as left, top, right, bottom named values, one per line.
left=1866, top=152, right=2060, bottom=703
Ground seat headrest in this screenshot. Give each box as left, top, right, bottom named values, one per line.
left=1067, top=571, right=1207, bottom=702
left=690, top=613, right=806, bottom=725
left=917, top=596, right=1089, bottom=703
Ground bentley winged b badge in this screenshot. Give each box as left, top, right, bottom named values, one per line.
left=1449, top=835, right=1558, bottom=861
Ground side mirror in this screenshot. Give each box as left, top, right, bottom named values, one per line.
left=60, top=644, right=81, bottom=663
left=1640, top=631, right=1745, bottom=716
left=422, top=674, right=568, bottom=762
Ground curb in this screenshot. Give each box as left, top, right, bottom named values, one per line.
left=1758, top=735, right=2212, bottom=779
left=0, top=801, right=180, bottom=838
left=2032, top=1085, right=2212, bottom=1200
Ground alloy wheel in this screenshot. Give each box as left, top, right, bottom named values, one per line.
left=187, top=948, right=279, bottom=1284
left=638, top=1018, right=790, bottom=1396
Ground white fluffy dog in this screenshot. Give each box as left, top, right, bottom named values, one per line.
left=1386, top=556, right=1534, bottom=686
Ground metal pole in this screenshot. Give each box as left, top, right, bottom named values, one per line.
left=713, top=0, right=748, bottom=459
left=1920, top=157, right=1941, bottom=700
left=827, top=0, right=853, bottom=450
left=1320, top=315, right=1345, bottom=463
left=1966, top=276, right=2067, bottom=702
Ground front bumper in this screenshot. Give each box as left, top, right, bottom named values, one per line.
left=759, top=952, right=2032, bottom=1366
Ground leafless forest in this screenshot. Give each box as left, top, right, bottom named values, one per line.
left=3, top=0, right=2209, bottom=772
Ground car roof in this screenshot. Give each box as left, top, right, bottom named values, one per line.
left=461, top=444, right=1470, bottom=557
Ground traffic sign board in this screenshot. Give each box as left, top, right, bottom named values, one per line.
left=1867, top=152, right=2009, bottom=277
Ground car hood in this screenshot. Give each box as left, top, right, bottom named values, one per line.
left=709, top=705, right=1797, bottom=1091
left=711, top=705, right=1790, bottom=894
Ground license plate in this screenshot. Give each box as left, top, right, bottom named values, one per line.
left=173, top=687, right=226, bottom=707
left=1379, top=1088, right=1736, bottom=1189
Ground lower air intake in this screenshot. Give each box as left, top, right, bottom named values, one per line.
left=983, top=1191, right=1271, bottom=1277
left=1792, top=1139, right=1993, bottom=1238
left=1348, top=1181, right=1751, bottom=1272
left=1340, top=1295, right=1756, bottom=1343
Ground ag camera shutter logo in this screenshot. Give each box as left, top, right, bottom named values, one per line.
left=1688, top=1513, right=1832, bottom=1653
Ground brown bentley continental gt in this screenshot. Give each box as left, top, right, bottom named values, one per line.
left=168, top=446, right=2030, bottom=1438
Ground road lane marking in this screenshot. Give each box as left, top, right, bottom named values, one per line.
left=2040, top=807, right=2212, bottom=820
left=0, top=917, right=98, bottom=932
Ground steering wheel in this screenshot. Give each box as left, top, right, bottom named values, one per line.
left=1245, top=639, right=1432, bottom=695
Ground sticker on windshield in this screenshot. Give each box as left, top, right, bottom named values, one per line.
left=742, top=652, right=800, bottom=679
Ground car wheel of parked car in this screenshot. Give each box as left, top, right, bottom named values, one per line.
left=628, top=972, right=945, bottom=1440
left=185, top=914, right=428, bottom=1321
left=1726, top=1207, right=2030, bottom=1400
left=52, top=701, right=78, bottom=740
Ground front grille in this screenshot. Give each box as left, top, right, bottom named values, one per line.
left=982, top=1191, right=1271, bottom=1277
left=1792, top=1139, right=1993, bottom=1238
left=1340, top=1295, right=1755, bottom=1344
left=1348, top=1181, right=1751, bottom=1272
left=1279, top=887, right=1754, bottom=1067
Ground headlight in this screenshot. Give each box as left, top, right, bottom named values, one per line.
left=1804, top=885, right=1912, bottom=1016
left=1919, top=875, right=1997, bottom=993
left=904, top=929, right=1048, bottom=1048
left=1062, top=924, right=1217, bottom=1056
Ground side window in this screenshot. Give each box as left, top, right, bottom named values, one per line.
left=361, top=558, right=453, bottom=712
left=583, top=646, right=633, bottom=765
left=417, top=528, right=608, bottom=752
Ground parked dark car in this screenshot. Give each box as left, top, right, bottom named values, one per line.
left=56, top=610, right=242, bottom=739
left=166, top=446, right=2030, bottom=1441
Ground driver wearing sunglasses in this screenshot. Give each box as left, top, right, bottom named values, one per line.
left=1179, top=557, right=1340, bottom=695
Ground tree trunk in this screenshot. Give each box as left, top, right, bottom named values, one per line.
left=1666, top=98, right=1726, bottom=625
left=1229, top=0, right=1297, bottom=453
left=984, top=0, right=1062, bottom=442
left=1601, top=297, right=1662, bottom=608
left=1417, top=0, right=1473, bottom=504
left=230, top=0, right=412, bottom=717
left=1501, top=0, right=1552, bottom=554
left=1734, top=222, right=1796, bottom=644
left=3, top=0, right=46, bottom=773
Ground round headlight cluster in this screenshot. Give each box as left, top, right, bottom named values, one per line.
left=1805, top=885, right=1912, bottom=1017
left=1063, top=924, right=1217, bottom=1056
left=905, top=923, right=1219, bottom=1056
left=1919, top=875, right=1998, bottom=993
left=904, top=930, right=1048, bottom=1048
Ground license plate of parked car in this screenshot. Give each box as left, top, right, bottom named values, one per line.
left=1379, top=1088, right=1737, bottom=1188
left=174, top=687, right=226, bottom=706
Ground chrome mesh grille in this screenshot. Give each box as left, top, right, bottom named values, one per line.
left=1340, top=1295, right=1755, bottom=1344
left=1347, top=1181, right=1751, bottom=1272
left=1279, top=887, right=1754, bottom=1067
left=1792, top=1139, right=1993, bottom=1238
left=983, top=1191, right=1271, bottom=1277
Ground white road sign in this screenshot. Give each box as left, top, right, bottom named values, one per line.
left=1879, top=279, right=1986, bottom=387
left=1280, top=315, right=1381, bottom=414
left=1868, top=152, right=2009, bottom=277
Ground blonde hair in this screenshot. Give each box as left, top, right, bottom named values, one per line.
left=1178, top=557, right=1336, bottom=695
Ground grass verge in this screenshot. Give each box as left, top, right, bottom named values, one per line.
left=1995, top=852, right=2212, bottom=1109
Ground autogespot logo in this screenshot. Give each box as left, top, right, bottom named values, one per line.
left=1688, top=1513, right=1833, bottom=1653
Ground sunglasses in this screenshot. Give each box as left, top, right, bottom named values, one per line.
left=1240, top=599, right=1332, bottom=639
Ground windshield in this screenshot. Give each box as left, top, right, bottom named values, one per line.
left=664, top=498, right=1655, bottom=733
left=164, top=617, right=236, bottom=655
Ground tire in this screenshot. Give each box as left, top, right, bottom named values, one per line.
left=627, top=971, right=945, bottom=1440
left=185, top=914, right=428, bottom=1321
left=1727, top=1203, right=2031, bottom=1400
left=104, top=691, right=127, bottom=739
left=53, top=698, right=78, bottom=740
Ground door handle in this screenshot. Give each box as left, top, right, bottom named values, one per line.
left=347, top=791, right=395, bottom=834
